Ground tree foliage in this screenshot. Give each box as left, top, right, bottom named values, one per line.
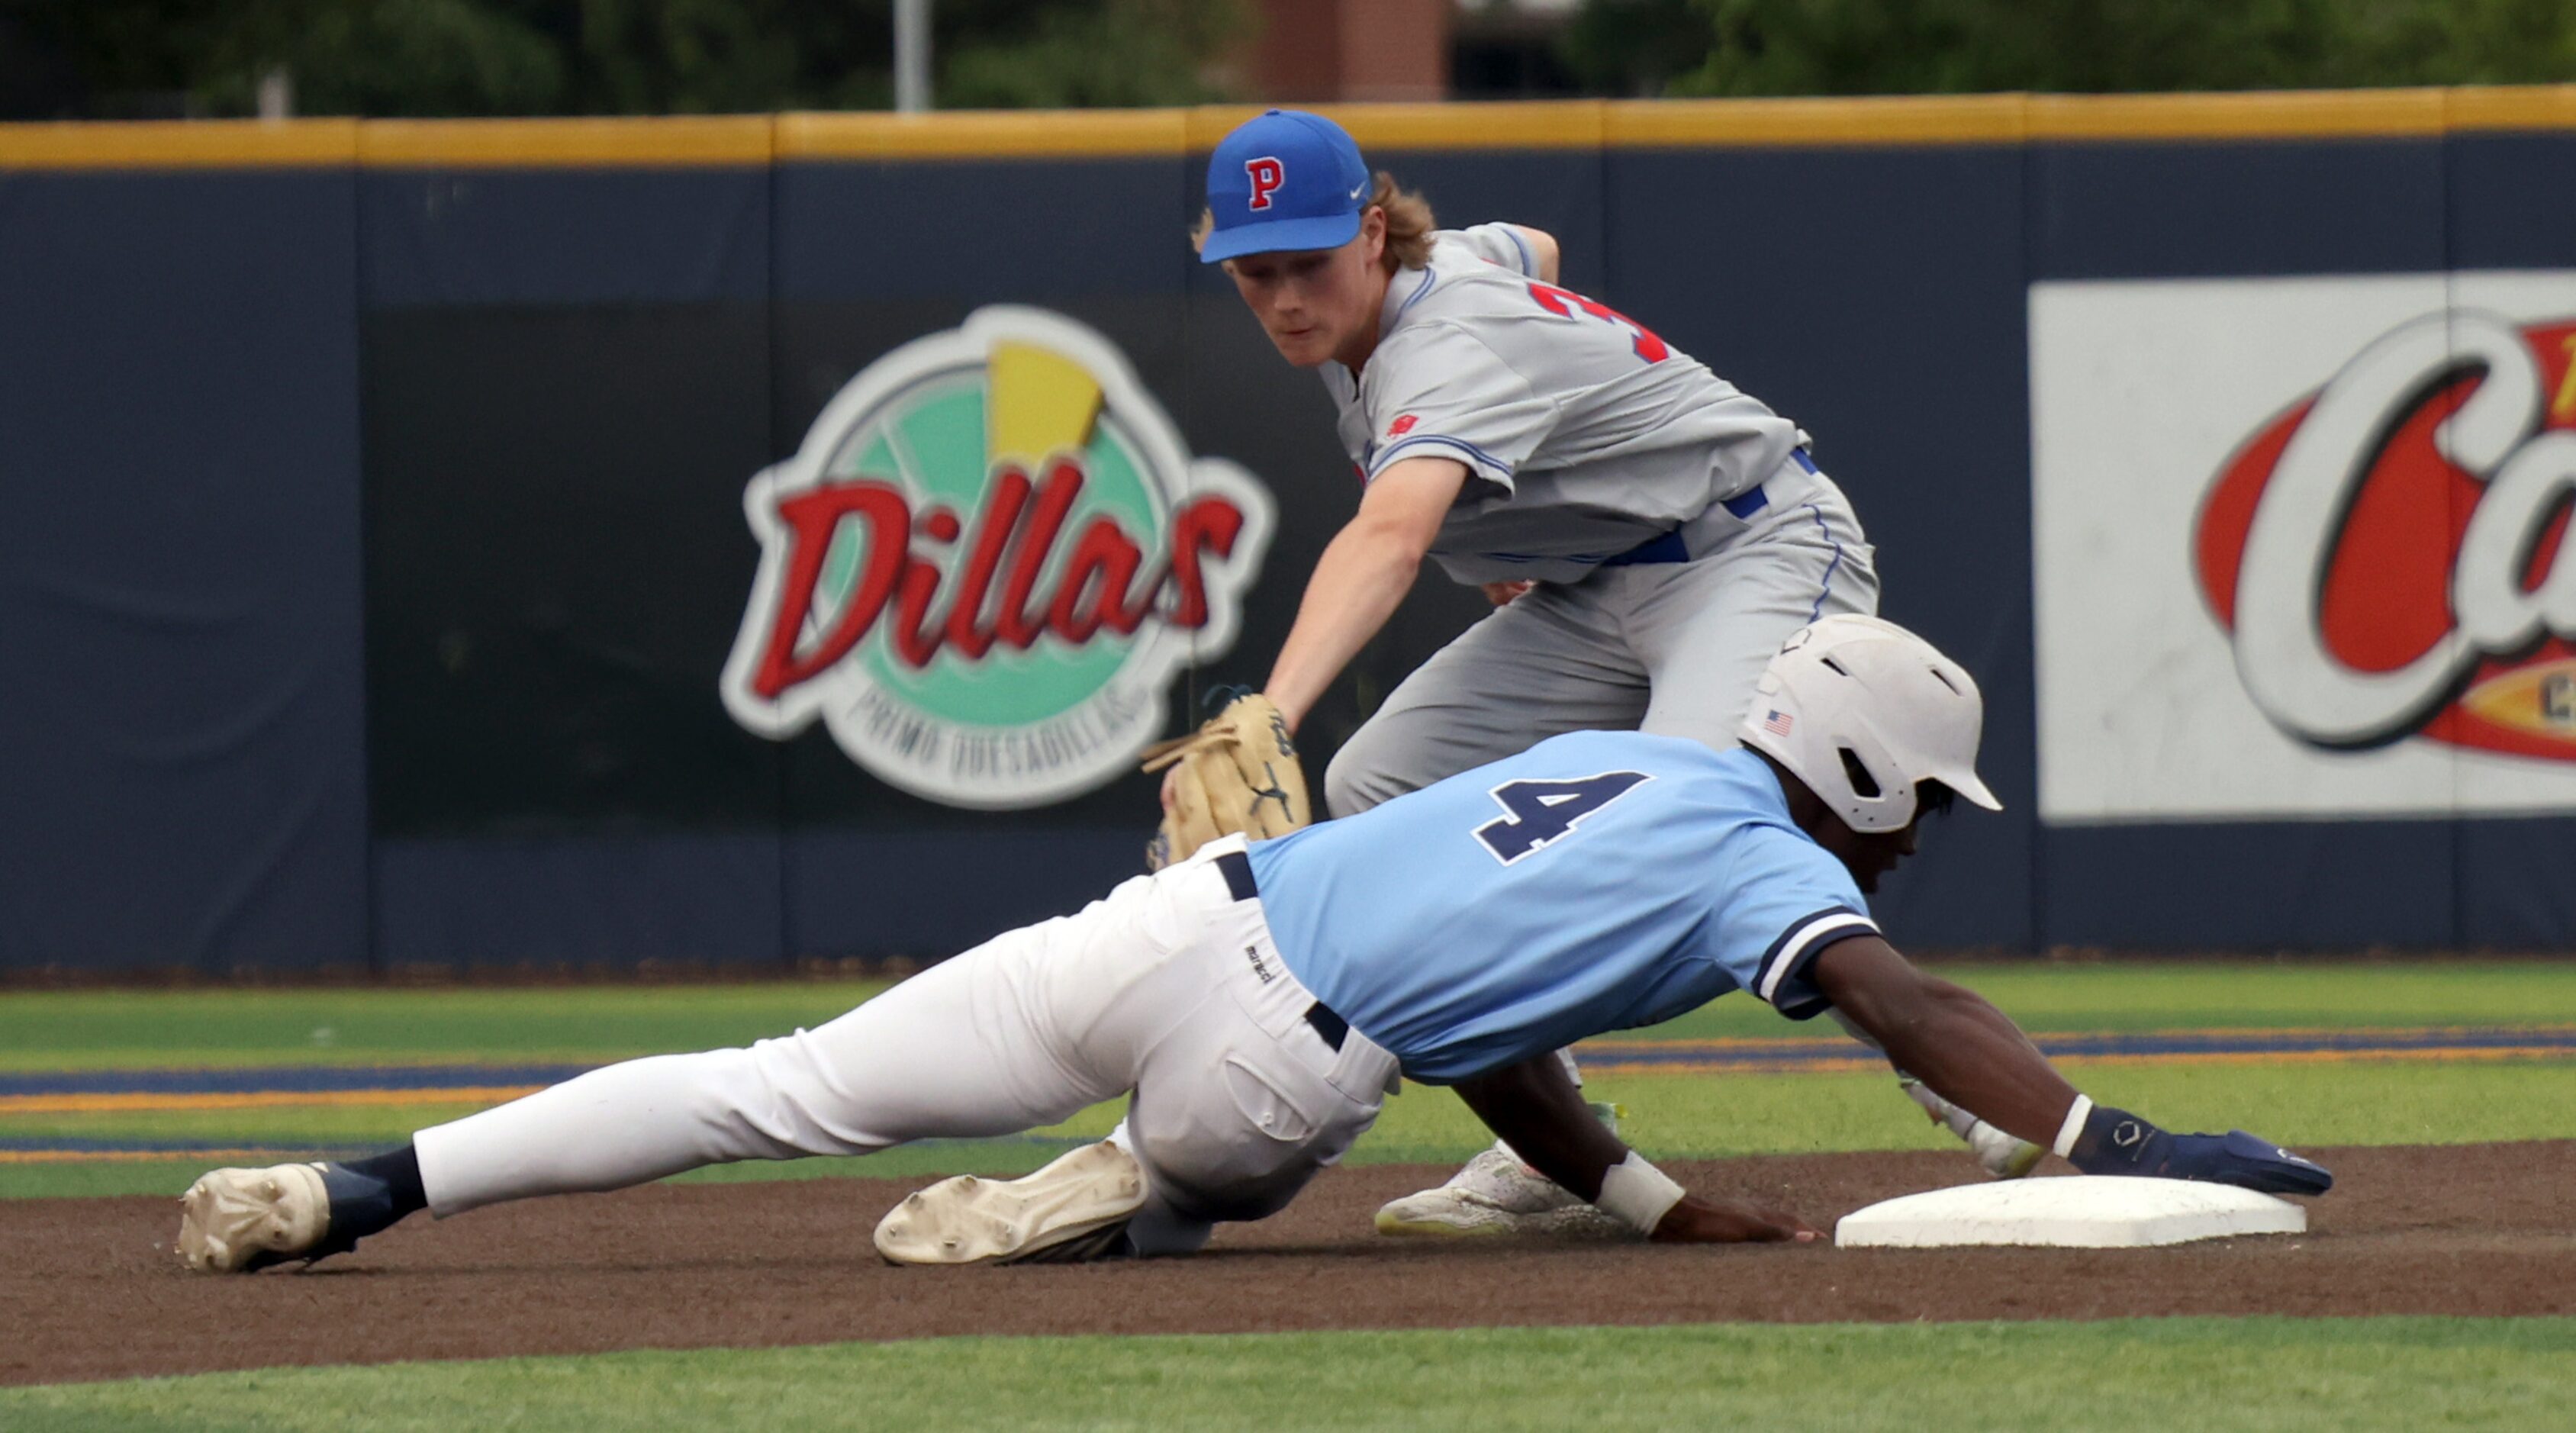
left=1, top=0, right=1249, bottom=118
left=1562, top=0, right=2576, bottom=98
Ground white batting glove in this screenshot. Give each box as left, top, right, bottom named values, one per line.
left=1898, top=1075, right=2045, bottom=1180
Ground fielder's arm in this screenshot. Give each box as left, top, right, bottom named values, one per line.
left=1453, top=1054, right=1817, bottom=1243
left=1261, top=456, right=1467, bottom=733
left=1506, top=224, right=1560, bottom=284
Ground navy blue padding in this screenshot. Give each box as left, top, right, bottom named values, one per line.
left=360, top=168, right=771, bottom=308
left=1352, top=150, right=1610, bottom=298
left=373, top=835, right=783, bottom=968
left=774, top=158, right=1192, bottom=302
left=361, top=302, right=782, bottom=836
left=0, top=172, right=369, bottom=974
left=1604, top=144, right=2037, bottom=950
left=2038, top=821, right=2455, bottom=951
left=2447, top=133, right=2576, bottom=271
left=785, top=829, right=1148, bottom=960
left=2029, top=138, right=2446, bottom=280
left=2455, top=817, right=2576, bottom=950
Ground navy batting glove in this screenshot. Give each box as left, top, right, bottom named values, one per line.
left=2161, top=1130, right=2333, bottom=1196
left=2067, top=1106, right=2333, bottom=1196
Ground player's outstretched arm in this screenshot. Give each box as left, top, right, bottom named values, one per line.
left=1453, top=1054, right=1818, bottom=1243
left=1261, top=456, right=1467, bottom=732
left=1808, top=934, right=2079, bottom=1149
left=1810, top=934, right=2333, bottom=1196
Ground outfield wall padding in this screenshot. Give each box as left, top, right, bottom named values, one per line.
left=2, top=93, right=2571, bottom=973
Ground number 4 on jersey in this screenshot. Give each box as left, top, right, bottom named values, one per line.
left=1473, top=771, right=1653, bottom=865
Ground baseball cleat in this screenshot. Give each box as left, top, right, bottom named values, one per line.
left=177, top=1161, right=398, bottom=1274
left=1373, top=1146, right=1627, bottom=1240
left=178, top=1163, right=334, bottom=1273
left=873, top=1140, right=1148, bottom=1267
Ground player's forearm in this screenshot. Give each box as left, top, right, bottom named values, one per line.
left=1814, top=938, right=2079, bottom=1151
left=1451, top=1054, right=1627, bottom=1201
left=1872, top=981, right=2079, bottom=1149
left=1264, top=522, right=1425, bottom=732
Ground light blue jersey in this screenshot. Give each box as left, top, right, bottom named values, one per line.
left=1245, top=731, right=1877, bottom=1084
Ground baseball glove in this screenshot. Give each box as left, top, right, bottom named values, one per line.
left=1140, top=693, right=1312, bottom=871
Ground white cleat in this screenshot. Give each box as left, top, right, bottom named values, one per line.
left=873, top=1140, right=1148, bottom=1267
left=177, top=1163, right=332, bottom=1274
left=1901, top=1076, right=2045, bottom=1179
left=1373, top=1145, right=1627, bottom=1240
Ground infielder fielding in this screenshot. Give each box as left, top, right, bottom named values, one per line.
left=178, top=618, right=2330, bottom=1274
left=1166, top=108, right=2030, bottom=1237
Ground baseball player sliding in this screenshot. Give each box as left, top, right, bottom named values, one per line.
left=1162, top=108, right=2030, bottom=1238
left=177, top=618, right=2329, bottom=1274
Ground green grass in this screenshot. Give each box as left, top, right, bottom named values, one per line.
left=7, top=963, right=2573, bottom=1200
left=5, top=1319, right=2568, bottom=1431
left=1628, top=958, right=2576, bottom=1040
left=0, top=983, right=894, bottom=1072
left=8, top=961, right=2573, bottom=1072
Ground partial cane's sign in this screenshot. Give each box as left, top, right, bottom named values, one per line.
left=2195, top=311, right=2576, bottom=758
left=723, top=308, right=1274, bottom=809
left=2032, top=272, right=2576, bottom=821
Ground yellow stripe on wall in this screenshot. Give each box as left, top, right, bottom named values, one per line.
left=1607, top=94, right=2028, bottom=147
left=780, top=108, right=1184, bottom=160
left=359, top=114, right=774, bottom=167
left=2027, top=88, right=2451, bottom=141
left=2, top=88, right=2574, bottom=170
left=2449, top=84, right=2576, bottom=133
left=0, top=118, right=359, bottom=168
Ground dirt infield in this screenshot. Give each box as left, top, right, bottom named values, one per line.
left=7, top=1142, right=2571, bottom=1386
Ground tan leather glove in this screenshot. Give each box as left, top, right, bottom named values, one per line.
left=1140, top=694, right=1312, bottom=871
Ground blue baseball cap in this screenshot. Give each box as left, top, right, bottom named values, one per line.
left=1200, top=109, right=1373, bottom=263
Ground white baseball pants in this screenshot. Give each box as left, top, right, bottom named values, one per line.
left=412, top=839, right=1396, bottom=1254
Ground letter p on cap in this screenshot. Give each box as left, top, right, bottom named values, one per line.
left=1245, top=156, right=1285, bottom=211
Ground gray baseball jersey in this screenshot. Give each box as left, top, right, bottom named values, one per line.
left=1322, top=226, right=1811, bottom=585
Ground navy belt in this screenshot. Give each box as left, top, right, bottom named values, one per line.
left=1212, top=850, right=1345, bottom=1051
left=1600, top=447, right=1817, bottom=568
left=1216, top=849, right=1257, bottom=901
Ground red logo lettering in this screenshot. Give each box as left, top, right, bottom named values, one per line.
left=2196, top=313, right=2576, bottom=759
left=1245, top=156, right=1285, bottom=211
left=1389, top=414, right=1418, bottom=436
left=750, top=465, right=1249, bottom=700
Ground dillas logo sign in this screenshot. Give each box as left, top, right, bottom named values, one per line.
left=722, top=308, right=1273, bottom=808
left=2196, top=310, right=2576, bottom=759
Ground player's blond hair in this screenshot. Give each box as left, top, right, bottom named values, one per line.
left=1191, top=172, right=1438, bottom=272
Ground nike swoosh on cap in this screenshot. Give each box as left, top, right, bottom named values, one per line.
left=1348, top=182, right=1366, bottom=199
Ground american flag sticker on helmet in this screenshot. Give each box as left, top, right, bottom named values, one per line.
left=1763, top=710, right=1795, bottom=736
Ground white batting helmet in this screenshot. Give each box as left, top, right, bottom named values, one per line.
left=1736, top=614, right=2002, bottom=833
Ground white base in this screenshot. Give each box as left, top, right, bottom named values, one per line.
left=1834, top=1175, right=2306, bottom=1249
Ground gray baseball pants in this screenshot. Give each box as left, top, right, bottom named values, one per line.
left=1327, top=469, right=1880, bottom=817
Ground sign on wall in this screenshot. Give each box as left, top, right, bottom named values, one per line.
left=2033, top=272, right=2576, bottom=822
left=724, top=307, right=1276, bottom=809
